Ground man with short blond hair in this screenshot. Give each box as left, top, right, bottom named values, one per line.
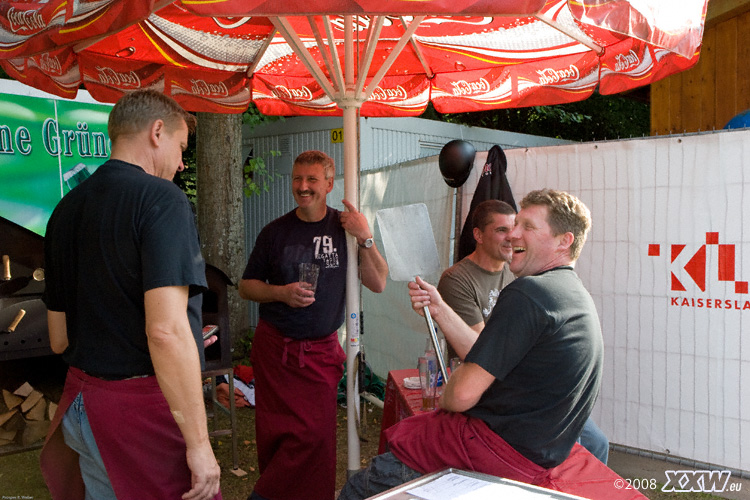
left=339, top=189, right=603, bottom=499
left=42, top=90, right=220, bottom=500
left=240, top=150, right=388, bottom=500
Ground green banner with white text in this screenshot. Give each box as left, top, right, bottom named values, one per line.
left=0, top=93, right=111, bottom=235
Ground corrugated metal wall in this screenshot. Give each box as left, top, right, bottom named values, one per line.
left=360, top=117, right=571, bottom=172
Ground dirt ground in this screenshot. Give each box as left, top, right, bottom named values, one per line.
left=0, top=399, right=383, bottom=500
left=0, top=393, right=727, bottom=500
left=209, top=400, right=384, bottom=500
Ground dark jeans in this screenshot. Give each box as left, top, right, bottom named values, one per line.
left=337, top=452, right=422, bottom=500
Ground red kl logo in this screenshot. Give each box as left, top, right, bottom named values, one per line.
left=648, top=232, right=748, bottom=294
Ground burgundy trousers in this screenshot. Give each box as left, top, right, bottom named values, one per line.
left=250, top=319, right=345, bottom=500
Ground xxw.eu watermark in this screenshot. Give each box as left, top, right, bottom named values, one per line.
left=614, top=470, right=743, bottom=493
left=663, top=470, right=742, bottom=493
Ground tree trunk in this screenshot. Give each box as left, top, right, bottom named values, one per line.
left=195, top=112, right=248, bottom=350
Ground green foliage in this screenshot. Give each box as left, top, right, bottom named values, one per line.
left=243, top=149, right=282, bottom=197
left=173, top=120, right=198, bottom=204
left=242, top=103, right=286, bottom=197
left=435, top=92, right=649, bottom=142
left=235, top=328, right=255, bottom=365
left=243, top=102, right=283, bottom=128
left=173, top=104, right=285, bottom=199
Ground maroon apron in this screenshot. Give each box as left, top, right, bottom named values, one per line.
left=386, top=410, right=647, bottom=500
left=250, top=319, right=346, bottom=500
left=40, top=367, right=222, bottom=500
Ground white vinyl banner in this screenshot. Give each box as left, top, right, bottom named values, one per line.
left=502, top=130, right=750, bottom=473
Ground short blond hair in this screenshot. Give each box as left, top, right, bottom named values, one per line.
left=520, top=189, right=591, bottom=261
left=108, top=90, right=196, bottom=143
left=294, top=150, right=335, bottom=179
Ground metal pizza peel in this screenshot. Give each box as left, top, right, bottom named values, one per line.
left=376, top=203, right=449, bottom=383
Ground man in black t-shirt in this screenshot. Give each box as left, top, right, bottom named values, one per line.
left=339, top=189, right=603, bottom=500
left=438, top=199, right=609, bottom=464
left=239, top=150, right=388, bottom=500
left=41, top=90, right=220, bottom=500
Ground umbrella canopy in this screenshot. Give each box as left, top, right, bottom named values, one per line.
left=0, top=0, right=709, bottom=474
left=0, top=0, right=707, bottom=115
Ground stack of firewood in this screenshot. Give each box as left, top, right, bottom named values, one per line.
left=0, top=382, right=56, bottom=448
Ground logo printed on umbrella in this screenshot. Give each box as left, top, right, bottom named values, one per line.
left=370, top=85, right=408, bottom=101
left=95, top=67, right=141, bottom=88
left=450, top=78, right=490, bottom=96
left=38, top=53, right=62, bottom=76
left=272, top=85, right=313, bottom=101
left=537, top=65, right=580, bottom=85
left=7, top=8, right=46, bottom=33
left=615, top=50, right=641, bottom=72
left=190, top=79, right=229, bottom=97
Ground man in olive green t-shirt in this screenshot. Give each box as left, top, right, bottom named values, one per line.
left=438, top=199, right=515, bottom=339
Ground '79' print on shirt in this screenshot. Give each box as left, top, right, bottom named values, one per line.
left=314, top=235, right=340, bottom=269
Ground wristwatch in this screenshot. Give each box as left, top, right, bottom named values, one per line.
left=359, top=237, right=374, bottom=249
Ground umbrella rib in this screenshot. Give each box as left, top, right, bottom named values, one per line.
left=534, top=14, right=604, bottom=56
left=272, top=17, right=337, bottom=100
left=247, top=28, right=277, bottom=77
left=344, top=17, right=354, bottom=91
left=323, top=17, right=345, bottom=95
left=400, top=16, right=433, bottom=79
left=354, top=16, right=385, bottom=98
left=308, top=16, right=342, bottom=94
left=360, top=15, right=425, bottom=104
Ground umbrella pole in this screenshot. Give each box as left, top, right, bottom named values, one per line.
left=343, top=104, right=362, bottom=476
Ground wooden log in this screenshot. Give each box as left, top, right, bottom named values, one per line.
left=0, top=428, right=17, bottom=442
left=0, top=409, right=18, bottom=427
left=26, top=398, right=47, bottom=421
left=13, top=381, right=34, bottom=398
left=48, top=401, right=58, bottom=421
left=1, top=411, right=24, bottom=432
left=21, top=420, right=50, bottom=447
left=2, top=389, right=23, bottom=410
left=20, top=390, right=44, bottom=413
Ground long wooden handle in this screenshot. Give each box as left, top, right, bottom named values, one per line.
left=7, top=309, right=26, bottom=333
left=2, top=255, right=10, bottom=281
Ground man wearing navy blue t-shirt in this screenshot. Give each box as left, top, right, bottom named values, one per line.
left=239, top=150, right=388, bottom=500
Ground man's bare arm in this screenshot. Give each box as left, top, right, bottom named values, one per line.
left=439, top=362, right=495, bottom=412
left=47, top=310, right=69, bottom=354
left=238, top=278, right=314, bottom=308
left=145, top=286, right=220, bottom=500
left=408, top=276, right=479, bottom=359
left=358, top=243, right=388, bottom=293
left=339, top=199, right=388, bottom=293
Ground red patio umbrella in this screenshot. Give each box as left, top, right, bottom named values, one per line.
left=0, top=1, right=706, bottom=115
left=0, top=0, right=709, bottom=473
